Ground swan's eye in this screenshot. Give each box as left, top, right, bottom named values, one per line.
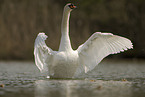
left=68, top=4, right=76, bottom=9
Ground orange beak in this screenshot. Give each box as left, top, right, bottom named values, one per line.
left=70, top=5, right=77, bottom=9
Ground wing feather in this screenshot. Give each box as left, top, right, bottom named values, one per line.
left=76, top=32, right=133, bottom=74
left=34, top=33, right=54, bottom=73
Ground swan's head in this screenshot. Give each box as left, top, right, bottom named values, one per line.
left=64, top=3, right=76, bottom=12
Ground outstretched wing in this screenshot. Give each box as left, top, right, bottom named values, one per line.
left=76, top=32, right=133, bottom=74
left=34, top=33, right=54, bottom=73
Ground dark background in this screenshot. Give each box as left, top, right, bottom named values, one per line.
left=0, top=0, right=144, bottom=60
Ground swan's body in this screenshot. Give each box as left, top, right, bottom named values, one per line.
left=34, top=3, right=133, bottom=78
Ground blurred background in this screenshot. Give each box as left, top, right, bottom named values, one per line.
left=0, top=0, right=144, bottom=60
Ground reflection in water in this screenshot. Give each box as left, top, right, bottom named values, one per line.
left=0, top=61, right=145, bottom=97
left=35, top=79, right=132, bottom=97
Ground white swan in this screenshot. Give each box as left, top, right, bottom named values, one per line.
left=34, top=3, right=133, bottom=78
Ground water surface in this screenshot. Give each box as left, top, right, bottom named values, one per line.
left=0, top=60, right=145, bottom=97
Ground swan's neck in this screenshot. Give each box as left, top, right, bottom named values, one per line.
left=59, top=10, right=72, bottom=51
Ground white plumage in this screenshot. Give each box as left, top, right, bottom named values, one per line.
left=34, top=3, right=133, bottom=78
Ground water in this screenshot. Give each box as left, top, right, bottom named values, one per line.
left=0, top=60, right=145, bottom=97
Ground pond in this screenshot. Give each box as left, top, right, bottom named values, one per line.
left=0, top=59, right=145, bottom=97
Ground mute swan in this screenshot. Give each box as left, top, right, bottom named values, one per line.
left=34, top=3, right=133, bottom=78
